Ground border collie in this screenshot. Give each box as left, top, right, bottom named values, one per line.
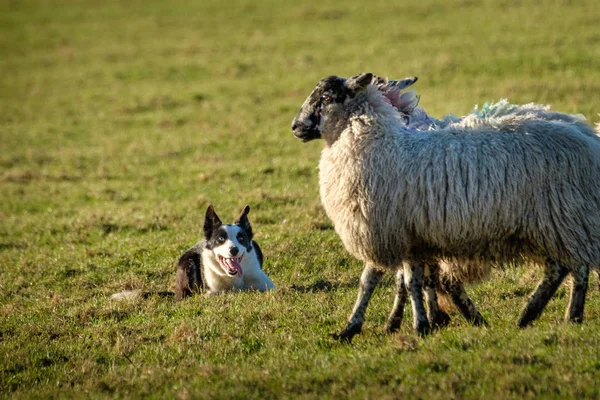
left=175, top=205, right=275, bottom=298
left=110, top=205, right=274, bottom=301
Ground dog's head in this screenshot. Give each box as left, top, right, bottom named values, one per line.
left=203, top=205, right=254, bottom=277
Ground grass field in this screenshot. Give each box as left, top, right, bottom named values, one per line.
left=2, top=0, right=600, bottom=398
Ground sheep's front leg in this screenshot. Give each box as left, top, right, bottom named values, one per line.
left=439, top=276, right=487, bottom=326
left=518, top=260, right=569, bottom=328
left=404, top=262, right=431, bottom=336
left=334, top=263, right=384, bottom=343
left=385, top=269, right=407, bottom=333
left=423, top=263, right=451, bottom=329
left=565, top=264, right=589, bottom=324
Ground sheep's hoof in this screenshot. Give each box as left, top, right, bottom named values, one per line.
left=516, top=315, right=534, bottom=328
left=470, top=314, right=488, bottom=327
left=430, top=310, right=451, bottom=330
left=565, top=315, right=584, bottom=324
left=565, top=303, right=585, bottom=324
left=415, top=320, right=432, bottom=337
left=331, top=325, right=361, bottom=343
left=384, top=318, right=402, bottom=334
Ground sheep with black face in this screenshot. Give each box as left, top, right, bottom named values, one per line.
left=292, top=73, right=600, bottom=339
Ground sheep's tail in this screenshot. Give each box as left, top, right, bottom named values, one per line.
left=109, top=290, right=174, bottom=300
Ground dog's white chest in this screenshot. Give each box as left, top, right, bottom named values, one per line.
left=202, top=250, right=273, bottom=294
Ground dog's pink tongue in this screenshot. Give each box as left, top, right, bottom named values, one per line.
left=229, top=258, right=243, bottom=277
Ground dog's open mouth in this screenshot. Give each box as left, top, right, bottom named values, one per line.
left=218, top=255, right=243, bottom=277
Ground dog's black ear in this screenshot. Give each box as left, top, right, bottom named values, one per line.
left=204, top=205, right=222, bottom=239
left=235, top=205, right=253, bottom=239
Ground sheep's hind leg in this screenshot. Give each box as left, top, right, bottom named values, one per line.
left=404, top=262, right=431, bottom=336
left=565, top=264, right=589, bottom=324
left=439, top=276, right=487, bottom=326
left=333, top=263, right=384, bottom=343
left=385, top=269, right=407, bottom=333
left=423, top=263, right=451, bottom=329
left=517, top=260, right=569, bottom=328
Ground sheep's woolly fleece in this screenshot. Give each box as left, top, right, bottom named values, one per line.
left=293, top=74, right=599, bottom=335
left=396, top=97, right=600, bottom=280
left=316, top=83, right=600, bottom=270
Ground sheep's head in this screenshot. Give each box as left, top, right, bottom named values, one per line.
left=292, top=73, right=373, bottom=143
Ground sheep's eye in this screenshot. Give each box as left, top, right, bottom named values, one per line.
left=321, top=94, right=332, bottom=104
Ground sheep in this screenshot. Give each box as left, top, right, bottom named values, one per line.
left=359, top=77, right=526, bottom=330
left=400, top=89, right=600, bottom=325
left=309, top=75, right=490, bottom=333
left=375, top=75, right=600, bottom=331
left=378, top=79, right=600, bottom=328
left=374, top=76, right=488, bottom=329
left=292, top=73, right=600, bottom=338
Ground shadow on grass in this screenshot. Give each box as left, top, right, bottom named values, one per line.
left=141, top=291, right=175, bottom=299
left=288, top=279, right=357, bottom=293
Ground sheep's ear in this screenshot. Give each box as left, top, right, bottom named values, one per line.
left=346, top=73, right=374, bottom=93
left=388, top=76, right=418, bottom=91
left=204, top=205, right=222, bottom=239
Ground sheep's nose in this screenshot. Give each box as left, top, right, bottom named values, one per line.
left=230, top=247, right=239, bottom=256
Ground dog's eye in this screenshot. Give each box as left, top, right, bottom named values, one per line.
left=237, top=234, right=246, bottom=244
left=321, top=94, right=332, bottom=104
left=217, top=236, right=226, bottom=243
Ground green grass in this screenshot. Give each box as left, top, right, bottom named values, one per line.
left=1, top=0, right=600, bottom=398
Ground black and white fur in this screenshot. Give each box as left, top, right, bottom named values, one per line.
left=175, top=205, right=275, bottom=298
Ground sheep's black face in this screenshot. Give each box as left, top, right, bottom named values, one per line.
left=291, top=76, right=347, bottom=142
left=292, top=73, right=373, bottom=143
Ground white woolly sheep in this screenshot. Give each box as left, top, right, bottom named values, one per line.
left=382, top=81, right=600, bottom=328
left=292, top=73, right=600, bottom=338
left=407, top=90, right=600, bottom=325
left=375, top=76, right=488, bottom=329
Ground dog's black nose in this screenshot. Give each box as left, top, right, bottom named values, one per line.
left=230, top=247, right=239, bottom=256
left=291, top=122, right=298, bottom=131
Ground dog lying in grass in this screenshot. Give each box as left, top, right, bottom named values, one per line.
left=110, top=205, right=275, bottom=300
left=175, top=205, right=275, bottom=298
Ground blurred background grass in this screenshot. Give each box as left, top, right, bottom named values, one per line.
left=1, top=0, right=599, bottom=398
